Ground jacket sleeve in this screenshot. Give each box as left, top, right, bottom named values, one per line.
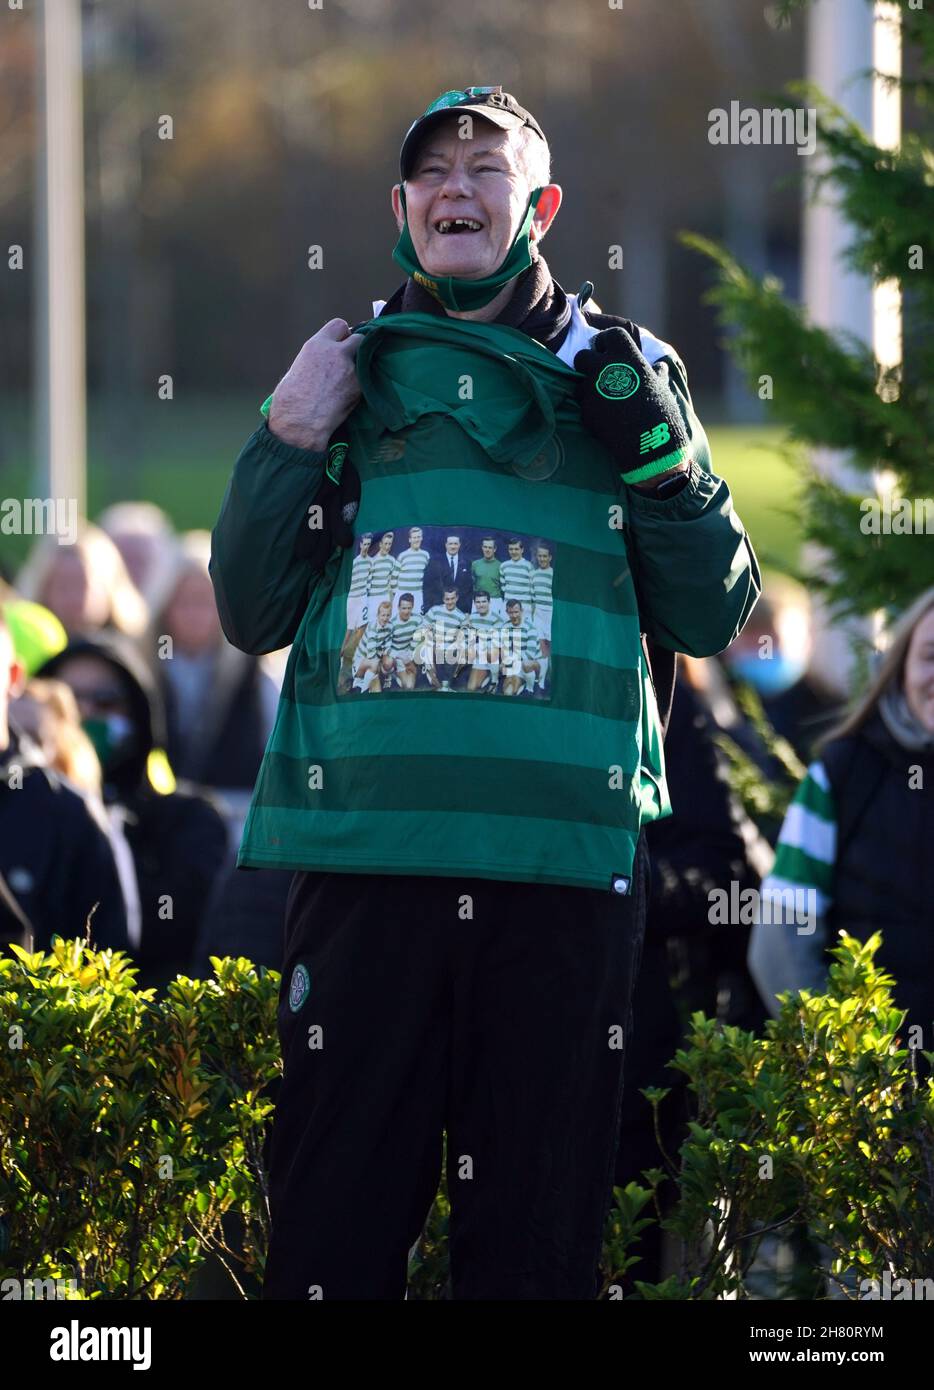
left=624, top=348, right=761, bottom=657
left=210, top=422, right=328, bottom=656
left=747, top=760, right=837, bottom=1015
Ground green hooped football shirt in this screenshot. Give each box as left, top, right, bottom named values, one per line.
left=239, top=313, right=670, bottom=891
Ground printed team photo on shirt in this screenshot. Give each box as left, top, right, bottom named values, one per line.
left=337, top=523, right=555, bottom=699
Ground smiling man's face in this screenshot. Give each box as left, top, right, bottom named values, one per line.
left=393, top=116, right=536, bottom=281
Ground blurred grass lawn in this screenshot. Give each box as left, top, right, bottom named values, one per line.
left=0, top=400, right=801, bottom=578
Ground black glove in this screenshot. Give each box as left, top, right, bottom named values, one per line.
left=573, top=327, right=690, bottom=485
left=293, top=439, right=361, bottom=568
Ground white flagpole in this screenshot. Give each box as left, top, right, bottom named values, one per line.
left=34, top=0, right=87, bottom=520
left=802, top=0, right=900, bottom=690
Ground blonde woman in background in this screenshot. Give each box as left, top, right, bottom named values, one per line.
left=750, top=586, right=934, bottom=1048
left=16, top=522, right=148, bottom=641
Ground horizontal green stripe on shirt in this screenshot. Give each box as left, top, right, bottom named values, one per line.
left=360, top=415, right=620, bottom=498
left=267, top=691, right=643, bottom=772
left=238, top=805, right=640, bottom=890
left=254, top=752, right=644, bottom=829
left=354, top=470, right=630, bottom=558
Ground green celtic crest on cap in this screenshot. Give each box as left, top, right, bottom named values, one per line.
left=288, top=963, right=310, bottom=1013
left=595, top=363, right=640, bottom=400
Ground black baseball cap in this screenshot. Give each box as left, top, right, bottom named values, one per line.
left=399, top=86, right=546, bottom=181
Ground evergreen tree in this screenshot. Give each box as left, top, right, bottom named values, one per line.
left=684, top=0, right=934, bottom=623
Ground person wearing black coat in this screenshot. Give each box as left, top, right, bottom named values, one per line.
left=160, top=650, right=273, bottom=794
left=38, top=633, right=229, bottom=991
left=193, top=864, right=294, bottom=976
left=613, top=668, right=774, bottom=1289
left=750, top=587, right=934, bottom=1048
left=818, top=710, right=934, bottom=1034
left=0, top=613, right=127, bottom=953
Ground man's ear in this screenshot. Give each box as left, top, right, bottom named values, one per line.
left=391, top=183, right=405, bottom=232
left=530, top=184, right=562, bottom=245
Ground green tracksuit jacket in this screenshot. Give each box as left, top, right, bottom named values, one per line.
left=211, top=312, right=760, bottom=890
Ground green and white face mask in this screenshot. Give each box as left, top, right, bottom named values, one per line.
left=392, top=184, right=544, bottom=313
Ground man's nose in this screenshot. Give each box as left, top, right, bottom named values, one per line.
left=437, top=162, right=474, bottom=198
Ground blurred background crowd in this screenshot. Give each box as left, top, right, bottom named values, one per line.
left=0, top=514, right=292, bottom=987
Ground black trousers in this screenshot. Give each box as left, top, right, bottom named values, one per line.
left=262, top=837, right=648, bottom=1300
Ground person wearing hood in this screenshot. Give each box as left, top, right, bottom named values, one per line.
left=749, top=586, right=934, bottom=1041
left=0, top=610, right=127, bottom=953
left=38, top=631, right=229, bottom=991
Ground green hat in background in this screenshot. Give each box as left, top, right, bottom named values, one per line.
left=2, top=600, right=68, bottom=677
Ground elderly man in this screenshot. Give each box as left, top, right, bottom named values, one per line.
left=211, top=85, right=760, bottom=1301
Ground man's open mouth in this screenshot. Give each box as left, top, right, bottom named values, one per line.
left=434, top=218, right=484, bottom=234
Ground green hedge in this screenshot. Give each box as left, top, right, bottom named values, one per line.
left=1, top=934, right=931, bottom=1299
left=0, top=943, right=277, bottom=1299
